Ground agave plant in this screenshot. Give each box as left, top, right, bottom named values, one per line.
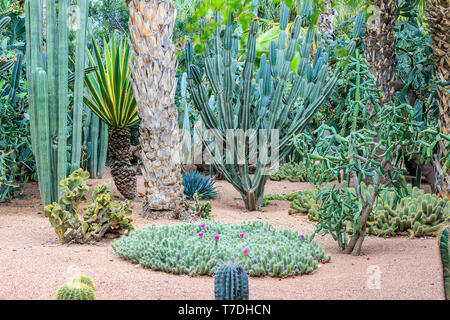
left=182, top=171, right=218, bottom=200
left=84, top=36, right=139, bottom=200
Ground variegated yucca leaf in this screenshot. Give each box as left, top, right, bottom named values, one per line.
left=84, top=37, right=138, bottom=128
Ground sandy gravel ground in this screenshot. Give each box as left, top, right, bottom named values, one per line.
left=0, top=168, right=445, bottom=300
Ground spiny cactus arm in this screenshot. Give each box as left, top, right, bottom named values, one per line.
left=70, top=0, right=89, bottom=172
left=57, top=1, right=68, bottom=194
left=279, top=74, right=339, bottom=158
left=46, top=1, right=58, bottom=179
left=36, top=68, right=53, bottom=206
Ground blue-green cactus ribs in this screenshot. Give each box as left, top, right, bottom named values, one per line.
left=214, top=261, right=249, bottom=300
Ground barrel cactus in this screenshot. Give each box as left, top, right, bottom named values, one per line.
left=438, top=225, right=449, bottom=300
left=71, top=274, right=95, bottom=290
left=214, top=262, right=249, bottom=300
left=56, top=279, right=95, bottom=300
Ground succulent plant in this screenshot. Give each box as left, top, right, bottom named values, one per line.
left=283, top=184, right=449, bottom=238
left=214, top=261, right=249, bottom=300
left=186, top=192, right=212, bottom=219
left=71, top=274, right=95, bottom=290
left=56, top=282, right=95, bottom=300
left=186, top=2, right=338, bottom=210
left=182, top=171, right=218, bottom=200
left=438, top=225, right=449, bottom=300
left=111, top=220, right=329, bottom=277
left=44, top=168, right=134, bottom=243
left=269, top=162, right=329, bottom=183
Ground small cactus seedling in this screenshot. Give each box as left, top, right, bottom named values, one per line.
left=214, top=261, right=249, bottom=300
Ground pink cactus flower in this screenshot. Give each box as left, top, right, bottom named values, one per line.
left=198, top=232, right=204, bottom=238
left=301, top=234, right=305, bottom=241
left=214, top=234, right=220, bottom=241
left=239, top=233, right=245, bottom=238
left=193, top=215, right=198, bottom=221
left=243, top=248, right=248, bottom=255
left=366, top=258, right=370, bottom=261
left=201, top=223, right=205, bottom=228
left=268, top=226, right=271, bottom=231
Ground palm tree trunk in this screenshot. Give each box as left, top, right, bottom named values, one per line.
left=426, top=0, right=450, bottom=199
left=318, top=0, right=336, bottom=43
left=364, top=0, right=397, bottom=105
left=127, top=0, right=186, bottom=218
left=108, top=127, right=137, bottom=200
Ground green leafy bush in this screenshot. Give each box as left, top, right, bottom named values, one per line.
left=44, top=168, right=134, bottom=244
left=112, top=220, right=329, bottom=277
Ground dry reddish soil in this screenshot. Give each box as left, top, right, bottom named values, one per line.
left=0, top=168, right=445, bottom=300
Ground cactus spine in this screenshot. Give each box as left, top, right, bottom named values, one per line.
left=187, top=2, right=338, bottom=210
left=438, top=225, right=449, bottom=300
left=214, top=262, right=249, bottom=300
left=25, top=0, right=89, bottom=204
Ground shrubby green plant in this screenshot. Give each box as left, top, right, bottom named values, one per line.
left=44, top=168, right=134, bottom=244
left=292, top=102, right=439, bottom=254
left=186, top=192, right=212, bottom=219
left=112, top=220, right=329, bottom=277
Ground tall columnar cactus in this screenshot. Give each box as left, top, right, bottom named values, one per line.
left=438, top=225, right=449, bottom=300
left=84, top=107, right=108, bottom=179
left=25, top=0, right=89, bottom=205
left=214, top=262, right=249, bottom=300
left=187, top=3, right=338, bottom=210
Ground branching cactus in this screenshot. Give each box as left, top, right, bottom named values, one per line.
left=186, top=2, right=338, bottom=210
left=438, top=225, right=449, bottom=300
left=25, top=0, right=89, bottom=205
left=214, top=261, right=249, bottom=300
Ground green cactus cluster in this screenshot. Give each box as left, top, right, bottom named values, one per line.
left=112, top=220, right=329, bottom=278
left=269, top=162, right=334, bottom=183
left=56, top=275, right=95, bottom=300
left=186, top=1, right=338, bottom=210
left=438, top=225, right=449, bottom=300
left=44, top=168, right=134, bottom=244
left=214, top=261, right=249, bottom=300
left=287, top=190, right=320, bottom=218
left=25, top=0, right=89, bottom=205
left=284, top=184, right=449, bottom=238
left=364, top=186, right=450, bottom=238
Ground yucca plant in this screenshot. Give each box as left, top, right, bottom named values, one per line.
left=84, top=36, right=139, bottom=200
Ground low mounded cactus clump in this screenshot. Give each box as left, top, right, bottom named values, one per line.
left=286, top=185, right=449, bottom=238
left=111, top=221, right=330, bottom=277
